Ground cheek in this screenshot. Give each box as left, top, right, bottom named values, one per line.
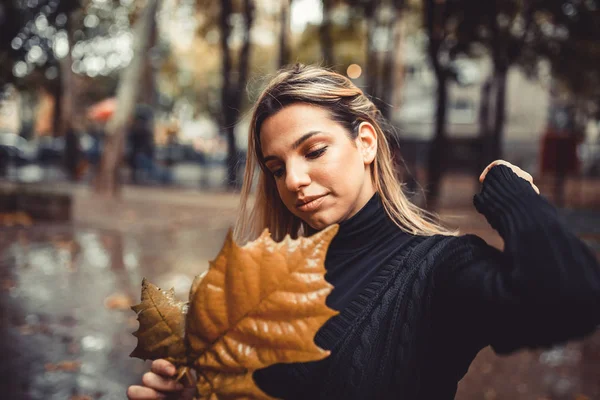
left=324, top=147, right=363, bottom=189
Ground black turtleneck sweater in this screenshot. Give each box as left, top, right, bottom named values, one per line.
left=253, top=165, right=600, bottom=399
left=324, top=192, right=413, bottom=311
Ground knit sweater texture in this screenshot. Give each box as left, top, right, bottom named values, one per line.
left=253, top=165, right=600, bottom=399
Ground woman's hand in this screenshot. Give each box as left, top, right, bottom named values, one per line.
left=127, top=359, right=195, bottom=400
left=479, top=159, right=540, bottom=195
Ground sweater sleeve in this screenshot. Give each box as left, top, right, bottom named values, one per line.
left=437, top=164, right=600, bottom=355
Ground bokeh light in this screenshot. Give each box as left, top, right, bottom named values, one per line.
left=346, top=63, right=362, bottom=79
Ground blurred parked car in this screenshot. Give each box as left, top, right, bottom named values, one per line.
left=34, top=136, right=65, bottom=165
left=0, top=133, right=38, bottom=167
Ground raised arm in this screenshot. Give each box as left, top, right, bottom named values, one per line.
left=436, top=162, right=600, bottom=354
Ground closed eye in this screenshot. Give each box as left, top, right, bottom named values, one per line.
left=306, top=146, right=327, bottom=159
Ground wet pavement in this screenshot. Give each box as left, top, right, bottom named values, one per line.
left=0, top=181, right=599, bottom=400
left=0, top=187, right=237, bottom=400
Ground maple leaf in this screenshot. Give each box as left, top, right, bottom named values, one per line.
left=196, top=370, right=273, bottom=400
left=186, top=225, right=339, bottom=398
left=130, top=278, right=189, bottom=366
left=130, top=225, right=339, bottom=400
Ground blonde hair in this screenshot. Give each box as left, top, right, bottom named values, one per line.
left=234, top=64, right=457, bottom=243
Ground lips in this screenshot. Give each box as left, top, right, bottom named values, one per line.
left=296, top=194, right=327, bottom=212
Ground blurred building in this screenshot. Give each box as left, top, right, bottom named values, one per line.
left=390, top=32, right=554, bottom=173
left=394, top=33, right=550, bottom=144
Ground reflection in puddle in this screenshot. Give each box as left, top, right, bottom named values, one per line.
left=0, top=223, right=228, bottom=399
left=81, top=335, right=107, bottom=352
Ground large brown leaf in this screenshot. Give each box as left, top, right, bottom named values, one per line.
left=186, top=225, right=339, bottom=398
left=196, top=370, right=272, bottom=400
left=130, top=278, right=189, bottom=365
left=130, top=225, right=339, bottom=399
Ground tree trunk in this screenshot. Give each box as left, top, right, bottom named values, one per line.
left=364, top=3, right=379, bottom=106
left=424, top=0, right=448, bottom=210
left=477, top=76, right=492, bottom=171
left=319, top=0, right=334, bottom=67
left=379, top=4, right=403, bottom=120
left=221, top=0, right=255, bottom=189
left=220, top=0, right=234, bottom=188
left=278, top=0, right=291, bottom=68
left=138, top=5, right=158, bottom=106
left=51, top=72, right=62, bottom=138
left=94, top=0, right=160, bottom=196
left=489, top=65, right=507, bottom=161
left=426, top=68, right=448, bottom=210
left=61, top=13, right=81, bottom=181
left=391, top=11, right=406, bottom=113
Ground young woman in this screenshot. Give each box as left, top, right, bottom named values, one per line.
left=127, top=64, right=600, bottom=400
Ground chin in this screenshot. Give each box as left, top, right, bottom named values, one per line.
left=304, top=213, right=339, bottom=231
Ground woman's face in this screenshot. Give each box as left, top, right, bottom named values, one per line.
left=260, top=103, right=377, bottom=230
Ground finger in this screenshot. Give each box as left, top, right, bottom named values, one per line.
left=479, top=160, right=505, bottom=182
left=481, top=160, right=528, bottom=182
left=479, top=165, right=492, bottom=182
left=151, top=359, right=176, bottom=377
left=127, top=385, right=166, bottom=400
left=532, top=182, right=540, bottom=194
left=142, top=372, right=185, bottom=392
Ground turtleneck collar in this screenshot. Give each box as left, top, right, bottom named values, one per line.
left=320, top=192, right=414, bottom=310
left=328, top=192, right=397, bottom=253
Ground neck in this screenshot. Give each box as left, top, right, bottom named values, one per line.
left=326, top=192, right=399, bottom=252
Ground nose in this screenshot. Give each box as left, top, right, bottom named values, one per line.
left=284, top=160, right=311, bottom=192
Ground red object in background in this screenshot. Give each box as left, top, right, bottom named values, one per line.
left=87, top=98, right=116, bottom=122
left=539, top=129, right=581, bottom=177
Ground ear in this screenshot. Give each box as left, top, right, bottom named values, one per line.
left=357, top=122, right=377, bottom=165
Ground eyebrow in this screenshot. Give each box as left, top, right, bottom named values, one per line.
left=263, top=131, right=323, bottom=164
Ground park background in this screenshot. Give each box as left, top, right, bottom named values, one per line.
left=0, top=0, right=599, bottom=399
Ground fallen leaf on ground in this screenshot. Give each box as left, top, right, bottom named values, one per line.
left=17, top=323, right=52, bottom=336
left=130, top=225, right=339, bottom=399
left=45, top=360, right=81, bottom=372
left=0, top=279, right=16, bottom=290
left=104, top=293, right=133, bottom=310
left=69, top=396, right=92, bottom=400
left=0, top=212, right=33, bottom=227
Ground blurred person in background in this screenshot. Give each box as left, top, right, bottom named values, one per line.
left=128, top=107, right=170, bottom=184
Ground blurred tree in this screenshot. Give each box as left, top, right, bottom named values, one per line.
left=195, top=0, right=256, bottom=188
left=295, top=18, right=364, bottom=69
left=448, top=0, right=600, bottom=164
left=529, top=0, right=600, bottom=200
left=279, top=0, right=293, bottom=67
left=94, top=0, right=161, bottom=196
left=422, top=0, right=456, bottom=208
left=450, top=0, right=538, bottom=165
left=0, top=0, right=84, bottom=139
left=530, top=0, right=600, bottom=126
left=1, top=0, right=140, bottom=181
left=346, top=0, right=406, bottom=118
left=0, top=0, right=90, bottom=180
left=0, top=1, right=23, bottom=90
left=320, top=0, right=335, bottom=66
left=224, top=0, right=255, bottom=188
